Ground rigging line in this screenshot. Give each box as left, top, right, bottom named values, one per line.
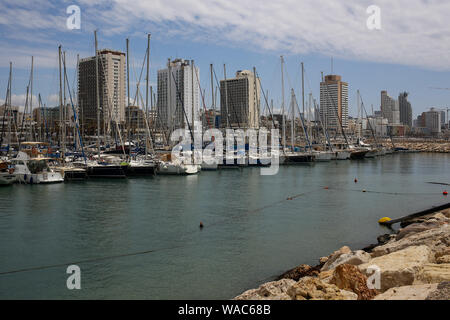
left=132, top=49, right=148, bottom=106
left=201, top=187, right=322, bottom=231
left=255, top=69, right=286, bottom=156
left=170, top=71, right=194, bottom=143
left=194, top=66, right=212, bottom=129
left=324, top=186, right=440, bottom=196
left=212, top=66, right=243, bottom=130
left=0, top=245, right=184, bottom=276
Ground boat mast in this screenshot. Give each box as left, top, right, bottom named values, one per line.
left=280, top=56, right=286, bottom=151
left=29, top=56, right=34, bottom=142
left=291, top=90, right=295, bottom=151
left=58, top=46, right=64, bottom=161
left=253, top=66, right=259, bottom=130
left=223, top=64, right=229, bottom=128
left=357, top=89, right=361, bottom=141
left=145, top=33, right=150, bottom=160
left=63, top=51, right=67, bottom=161
left=126, top=38, right=131, bottom=158
left=210, top=64, right=214, bottom=112
left=8, top=62, right=12, bottom=157
left=191, top=60, right=195, bottom=164
left=301, top=62, right=305, bottom=151
left=94, top=30, right=101, bottom=159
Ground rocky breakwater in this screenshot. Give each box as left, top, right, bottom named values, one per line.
left=234, top=209, right=450, bottom=300
left=384, top=140, right=450, bottom=153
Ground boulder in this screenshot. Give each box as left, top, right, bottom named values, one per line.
left=414, top=263, right=450, bottom=284
left=374, top=283, right=438, bottom=300
left=321, top=250, right=371, bottom=271
left=330, top=264, right=378, bottom=300
left=436, top=255, right=450, bottom=264
left=359, top=245, right=432, bottom=292
left=396, top=221, right=444, bottom=241
left=371, top=225, right=450, bottom=258
left=319, top=256, right=329, bottom=264
left=435, top=248, right=450, bottom=260
left=426, top=281, right=450, bottom=300
left=319, top=246, right=352, bottom=271
left=234, top=279, right=295, bottom=300
left=377, top=233, right=396, bottom=245
left=277, top=264, right=320, bottom=281
left=286, top=276, right=356, bottom=300
left=432, top=212, right=449, bottom=222
left=440, top=209, right=450, bottom=218
left=318, top=269, right=334, bottom=283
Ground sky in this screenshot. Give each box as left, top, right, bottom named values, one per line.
left=1, top=0, right=450, bottom=120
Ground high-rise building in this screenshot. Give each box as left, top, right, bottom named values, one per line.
left=381, top=90, right=399, bottom=124
left=78, top=49, right=126, bottom=134
left=220, top=70, right=260, bottom=129
left=425, top=108, right=441, bottom=134
left=319, top=75, right=348, bottom=130
left=157, top=59, right=199, bottom=131
left=398, top=92, right=412, bottom=127
left=440, top=110, right=446, bottom=126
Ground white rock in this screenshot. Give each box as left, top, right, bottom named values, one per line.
left=359, top=245, right=433, bottom=292
left=374, top=283, right=438, bottom=300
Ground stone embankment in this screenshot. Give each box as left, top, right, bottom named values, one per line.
left=234, top=209, right=450, bottom=300
left=382, top=140, right=450, bottom=153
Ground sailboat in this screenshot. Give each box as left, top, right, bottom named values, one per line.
left=85, top=31, right=128, bottom=178
left=157, top=59, right=200, bottom=175
left=125, top=34, right=158, bottom=176
left=12, top=147, right=64, bottom=184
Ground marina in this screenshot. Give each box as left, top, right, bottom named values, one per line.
left=0, top=152, right=449, bottom=299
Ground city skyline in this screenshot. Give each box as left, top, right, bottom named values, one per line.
left=1, top=1, right=450, bottom=119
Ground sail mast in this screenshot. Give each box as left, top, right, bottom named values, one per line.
left=58, top=46, right=64, bottom=160
left=280, top=56, right=286, bottom=151
left=94, top=31, right=101, bottom=159
left=126, top=38, right=130, bottom=157
left=145, top=33, right=150, bottom=159
left=223, top=64, right=229, bottom=128
left=8, top=62, right=12, bottom=157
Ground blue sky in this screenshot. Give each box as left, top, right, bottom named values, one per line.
left=1, top=0, right=450, bottom=119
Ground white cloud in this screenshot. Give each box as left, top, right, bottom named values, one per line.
left=77, top=0, right=450, bottom=70
left=2, top=0, right=450, bottom=71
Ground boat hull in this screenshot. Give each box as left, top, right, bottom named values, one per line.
left=87, top=165, right=127, bottom=178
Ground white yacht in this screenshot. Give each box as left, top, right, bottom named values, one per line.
left=11, top=151, right=64, bottom=184
left=157, top=153, right=200, bottom=175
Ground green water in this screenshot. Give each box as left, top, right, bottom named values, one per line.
left=0, top=153, right=449, bottom=299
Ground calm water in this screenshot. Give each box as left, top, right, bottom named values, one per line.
left=0, top=153, right=449, bottom=299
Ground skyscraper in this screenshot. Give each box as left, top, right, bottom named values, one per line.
left=78, top=49, right=126, bottom=134
left=398, top=92, right=412, bottom=127
left=381, top=90, right=399, bottom=124
left=220, top=70, right=260, bottom=129
left=157, top=59, right=199, bottom=131
left=319, top=75, right=348, bottom=130
left=425, top=108, right=441, bottom=134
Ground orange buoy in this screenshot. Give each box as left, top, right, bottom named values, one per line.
left=324, top=186, right=329, bottom=190
left=443, top=191, right=448, bottom=196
